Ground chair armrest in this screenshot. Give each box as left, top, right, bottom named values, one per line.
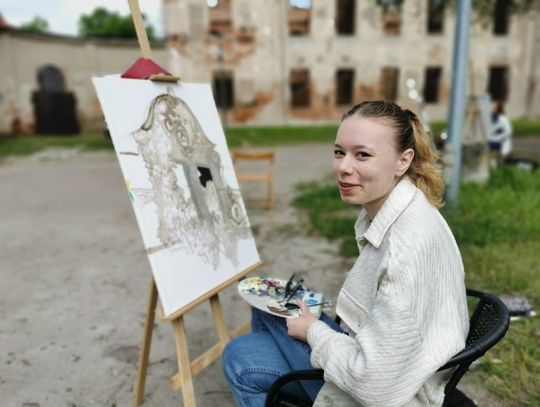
left=265, top=369, right=324, bottom=407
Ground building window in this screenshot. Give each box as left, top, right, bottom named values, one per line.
left=381, top=0, right=402, bottom=36
left=380, top=67, right=399, bottom=102
left=213, top=70, right=234, bottom=108
left=493, top=0, right=510, bottom=35
left=488, top=66, right=509, bottom=102
left=208, top=0, right=232, bottom=36
left=288, top=0, right=311, bottom=36
left=336, top=69, right=355, bottom=105
left=423, top=67, right=442, bottom=104
left=336, top=0, right=355, bottom=35
left=427, top=0, right=444, bottom=34
left=290, top=69, right=310, bottom=107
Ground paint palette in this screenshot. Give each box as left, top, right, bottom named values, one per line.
left=237, top=277, right=323, bottom=318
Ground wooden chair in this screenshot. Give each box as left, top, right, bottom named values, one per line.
left=232, top=150, right=275, bottom=210
left=265, top=289, right=510, bottom=407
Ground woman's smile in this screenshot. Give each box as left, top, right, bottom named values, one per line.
left=338, top=181, right=360, bottom=194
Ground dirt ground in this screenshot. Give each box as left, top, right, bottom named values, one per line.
left=2, top=138, right=536, bottom=406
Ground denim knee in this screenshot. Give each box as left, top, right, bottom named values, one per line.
left=222, top=336, right=241, bottom=383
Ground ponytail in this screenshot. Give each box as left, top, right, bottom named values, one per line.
left=404, top=111, right=445, bottom=208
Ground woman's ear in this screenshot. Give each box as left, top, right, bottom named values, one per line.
left=396, top=148, right=414, bottom=176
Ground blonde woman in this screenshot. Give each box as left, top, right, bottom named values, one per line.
left=223, top=101, right=469, bottom=407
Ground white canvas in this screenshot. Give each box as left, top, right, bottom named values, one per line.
left=92, top=76, right=260, bottom=316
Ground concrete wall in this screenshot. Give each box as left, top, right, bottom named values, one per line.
left=164, top=0, right=540, bottom=125
left=0, top=29, right=168, bottom=133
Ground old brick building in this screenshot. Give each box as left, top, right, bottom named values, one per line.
left=164, top=0, right=540, bottom=125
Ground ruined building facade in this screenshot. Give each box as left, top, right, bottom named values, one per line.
left=164, top=0, right=540, bottom=125
left=0, top=28, right=167, bottom=133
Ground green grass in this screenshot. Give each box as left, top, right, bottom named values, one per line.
left=1, top=119, right=538, bottom=160
left=0, top=132, right=113, bottom=159
left=225, top=125, right=338, bottom=148
left=430, top=119, right=540, bottom=137
left=293, top=166, right=540, bottom=405
left=0, top=125, right=339, bottom=160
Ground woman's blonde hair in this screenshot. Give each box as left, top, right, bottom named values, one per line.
left=342, top=100, right=445, bottom=208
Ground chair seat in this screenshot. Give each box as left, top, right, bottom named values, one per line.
left=443, top=388, right=476, bottom=406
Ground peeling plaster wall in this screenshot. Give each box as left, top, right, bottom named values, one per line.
left=0, top=30, right=167, bottom=133
left=164, top=0, right=539, bottom=126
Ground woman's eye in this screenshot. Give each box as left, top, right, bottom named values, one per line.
left=334, top=149, right=344, bottom=157
left=356, top=152, right=371, bottom=159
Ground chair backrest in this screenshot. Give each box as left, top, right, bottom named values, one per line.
left=439, top=289, right=510, bottom=398
left=232, top=150, right=275, bottom=162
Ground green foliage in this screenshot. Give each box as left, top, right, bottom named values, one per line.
left=225, top=125, right=338, bottom=148
left=78, top=7, right=155, bottom=40
left=20, top=16, right=49, bottom=33
left=468, top=0, right=540, bottom=25
left=442, top=166, right=540, bottom=246
left=511, top=119, right=540, bottom=137
left=293, top=166, right=540, bottom=404
left=375, top=0, right=540, bottom=21
left=0, top=133, right=112, bottom=159
left=293, top=183, right=359, bottom=257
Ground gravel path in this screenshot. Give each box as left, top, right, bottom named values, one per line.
left=0, top=145, right=347, bottom=407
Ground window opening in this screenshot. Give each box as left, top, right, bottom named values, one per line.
left=336, top=0, right=355, bottom=35
left=288, top=0, right=311, bottom=36
left=380, top=67, right=399, bottom=102
left=213, top=70, right=234, bottom=108
left=423, top=66, right=442, bottom=104
left=290, top=69, right=310, bottom=107
left=336, top=69, right=355, bottom=105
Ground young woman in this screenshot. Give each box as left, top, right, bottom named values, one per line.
left=222, top=101, right=469, bottom=406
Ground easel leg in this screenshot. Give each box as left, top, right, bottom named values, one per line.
left=209, top=294, right=231, bottom=347
left=172, top=316, right=197, bottom=406
left=134, top=279, right=158, bottom=406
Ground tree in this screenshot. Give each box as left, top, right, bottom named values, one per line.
left=20, top=16, right=49, bottom=33
left=375, top=0, right=540, bottom=21
left=78, top=7, right=155, bottom=41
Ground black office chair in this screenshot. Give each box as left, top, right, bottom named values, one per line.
left=265, top=289, right=510, bottom=407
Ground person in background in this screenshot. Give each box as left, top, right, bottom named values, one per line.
left=489, top=101, right=513, bottom=164
left=222, top=100, right=469, bottom=406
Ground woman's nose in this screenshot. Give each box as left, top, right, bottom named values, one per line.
left=338, top=155, right=354, bottom=174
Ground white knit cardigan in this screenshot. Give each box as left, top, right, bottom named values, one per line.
left=307, top=177, right=469, bottom=407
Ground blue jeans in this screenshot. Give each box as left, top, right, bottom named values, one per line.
left=222, top=308, right=343, bottom=407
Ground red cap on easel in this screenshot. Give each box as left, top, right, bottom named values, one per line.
left=121, top=57, right=170, bottom=80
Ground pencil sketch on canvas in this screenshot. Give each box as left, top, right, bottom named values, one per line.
left=93, top=77, right=260, bottom=316
left=124, top=87, right=250, bottom=268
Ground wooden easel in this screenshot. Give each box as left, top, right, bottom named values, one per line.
left=134, top=262, right=262, bottom=406
left=122, top=1, right=263, bottom=405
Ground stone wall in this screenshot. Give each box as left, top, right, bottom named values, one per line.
left=0, top=29, right=168, bottom=133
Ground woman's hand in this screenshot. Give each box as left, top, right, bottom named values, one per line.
left=286, top=300, right=318, bottom=342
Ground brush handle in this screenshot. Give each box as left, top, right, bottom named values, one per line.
left=285, top=301, right=334, bottom=310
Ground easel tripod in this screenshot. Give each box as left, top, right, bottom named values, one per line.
left=134, top=261, right=261, bottom=406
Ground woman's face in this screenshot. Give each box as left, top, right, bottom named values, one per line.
left=332, top=115, right=413, bottom=219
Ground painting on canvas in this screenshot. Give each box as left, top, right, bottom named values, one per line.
left=93, top=76, right=260, bottom=316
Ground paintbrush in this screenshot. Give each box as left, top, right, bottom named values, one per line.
left=267, top=301, right=335, bottom=315
left=282, top=278, right=304, bottom=304
left=283, top=301, right=334, bottom=310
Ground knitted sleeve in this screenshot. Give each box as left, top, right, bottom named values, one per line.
left=307, top=292, right=438, bottom=407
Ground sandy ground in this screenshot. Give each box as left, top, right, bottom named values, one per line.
left=2, top=138, right=534, bottom=406
left=0, top=144, right=349, bottom=407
